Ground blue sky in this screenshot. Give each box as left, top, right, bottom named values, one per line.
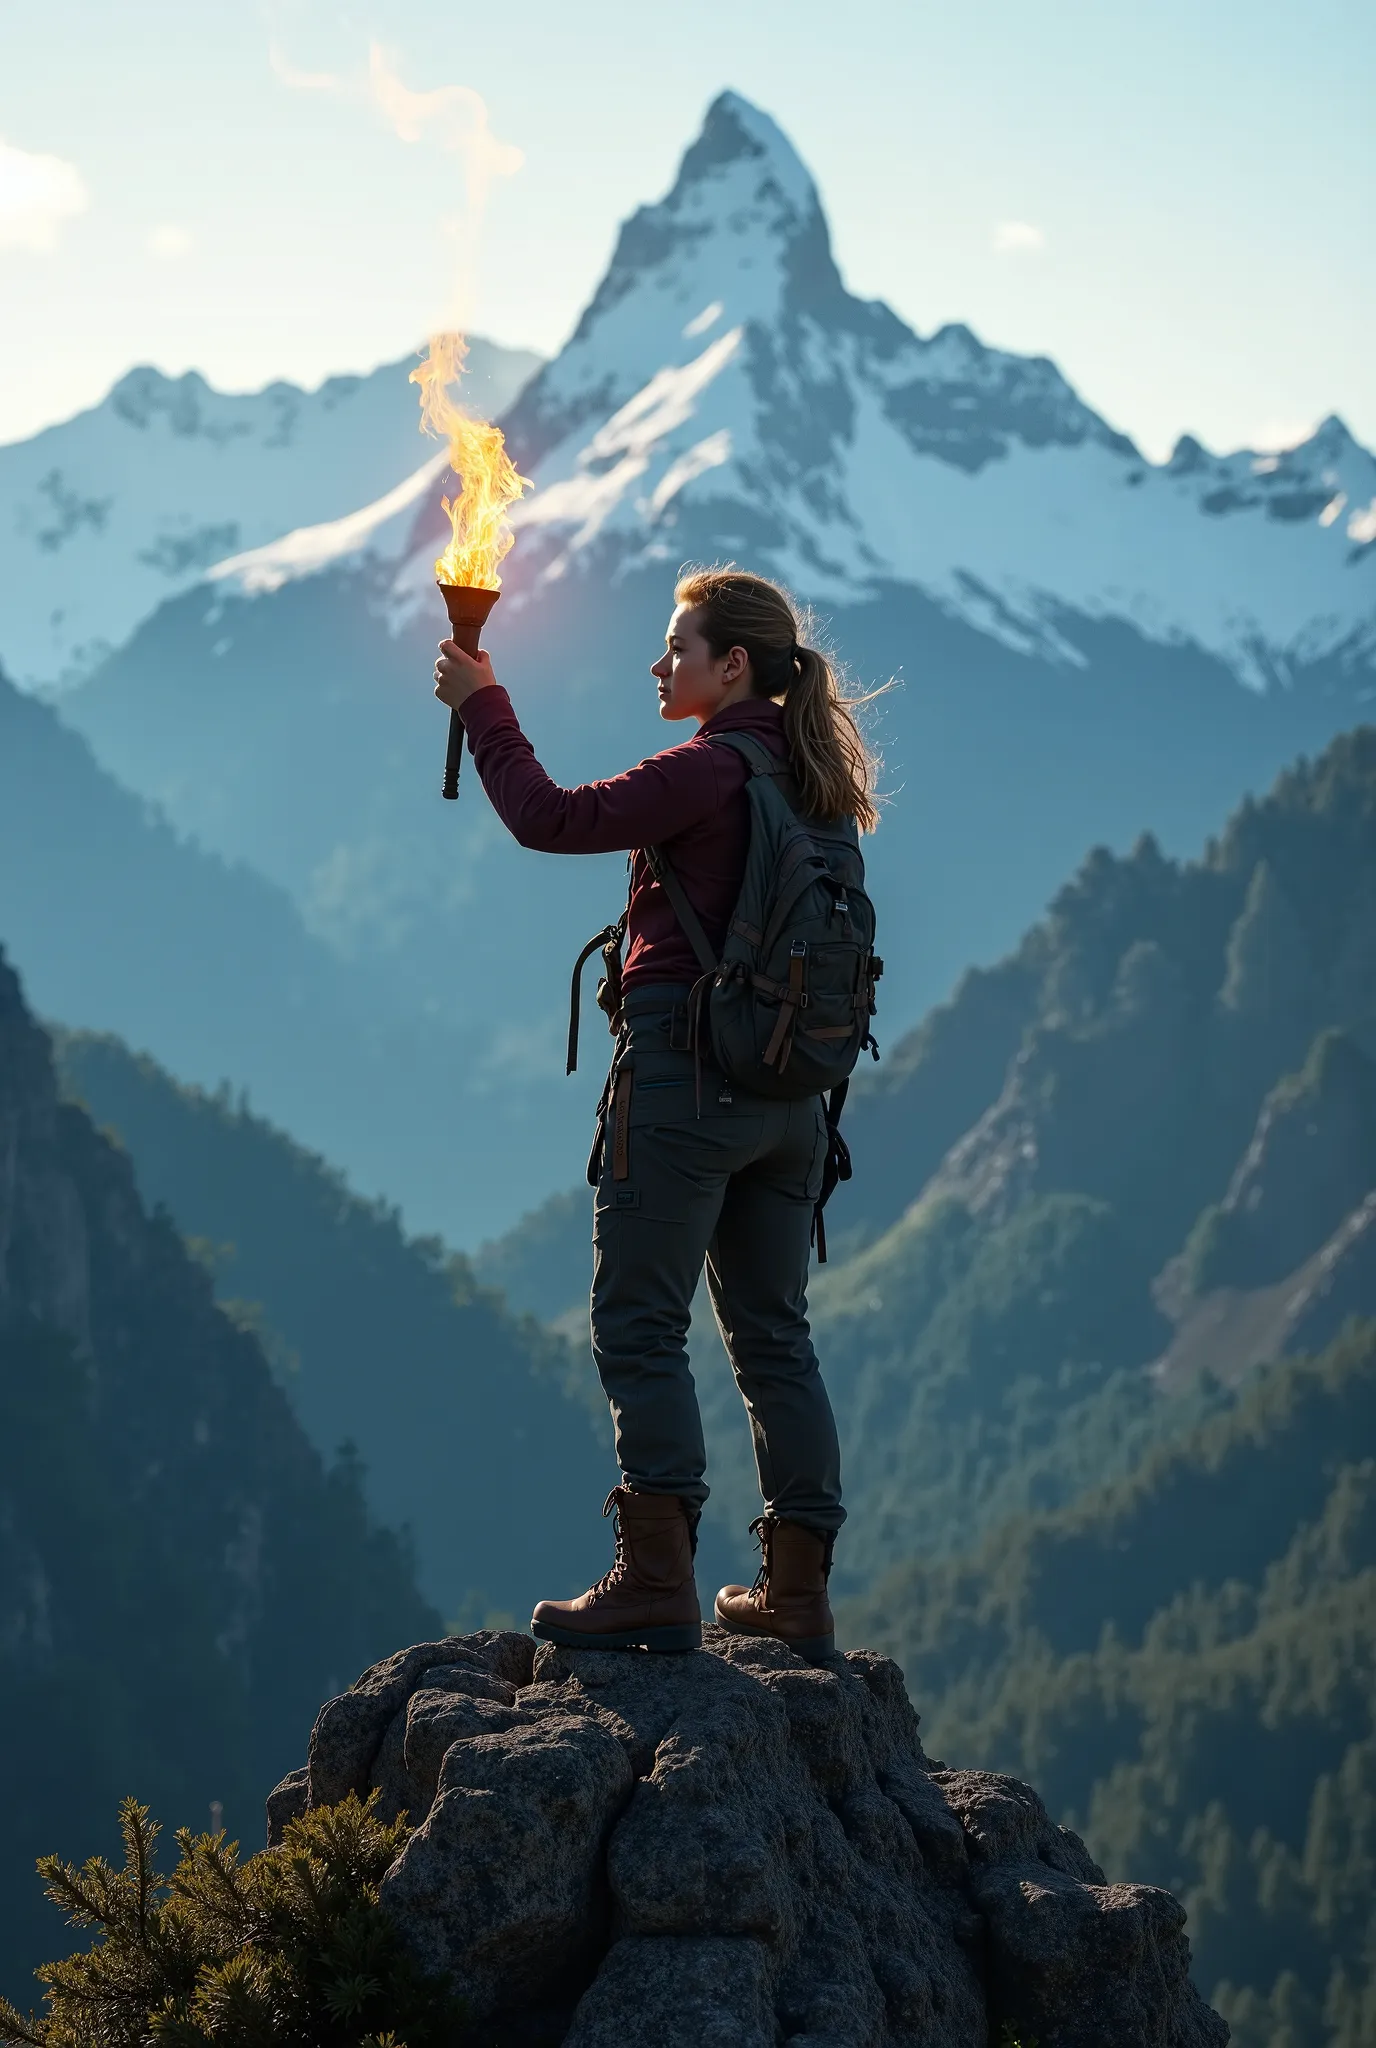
left=2, top=0, right=1370, bottom=459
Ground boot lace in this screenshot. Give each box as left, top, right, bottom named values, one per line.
left=590, top=1489, right=628, bottom=1597
left=747, top=1516, right=774, bottom=1605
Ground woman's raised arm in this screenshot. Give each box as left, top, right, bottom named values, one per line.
left=458, top=683, right=724, bottom=855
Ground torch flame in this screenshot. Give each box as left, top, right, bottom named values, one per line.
left=411, top=331, right=529, bottom=587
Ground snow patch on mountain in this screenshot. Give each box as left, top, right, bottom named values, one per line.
left=211, top=454, right=447, bottom=599
left=829, top=397, right=1376, bottom=685
left=0, top=341, right=540, bottom=689
left=514, top=330, right=744, bottom=542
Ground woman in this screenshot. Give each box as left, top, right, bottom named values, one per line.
left=434, top=566, right=879, bottom=1663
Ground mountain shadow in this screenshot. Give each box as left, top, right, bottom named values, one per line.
left=53, top=1026, right=616, bottom=1623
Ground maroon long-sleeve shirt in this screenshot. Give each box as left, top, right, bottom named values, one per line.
left=461, top=685, right=788, bottom=992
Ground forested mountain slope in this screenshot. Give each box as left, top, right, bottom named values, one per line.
left=54, top=1029, right=615, bottom=1621
left=814, top=728, right=1376, bottom=1580
left=0, top=665, right=496, bottom=1234
left=833, top=722, right=1376, bottom=1250
left=0, top=954, right=436, bottom=2002
left=0, top=339, right=539, bottom=690
left=842, top=1323, right=1376, bottom=2047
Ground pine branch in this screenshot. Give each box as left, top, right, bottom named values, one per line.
left=13, top=1793, right=463, bottom=2046
left=0, top=1995, right=48, bottom=2047
left=118, top=1798, right=159, bottom=1948
left=35, top=1853, right=128, bottom=1934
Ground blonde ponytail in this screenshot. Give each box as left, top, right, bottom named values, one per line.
left=674, top=565, right=882, bottom=831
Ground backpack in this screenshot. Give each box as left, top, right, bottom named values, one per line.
left=567, top=729, right=882, bottom=1259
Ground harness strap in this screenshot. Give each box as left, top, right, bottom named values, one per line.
left=678, top=968, right=716, bottom=1117
left=810, top=1078, right=853, bottom=1265
left=641, top=843, right=724, bottom=1117
left=645, top=844, right=718, bottom=975
left=567, top=919, right=623, bottom=1074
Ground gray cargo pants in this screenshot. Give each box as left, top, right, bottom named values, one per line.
left=588, top=985, right=844, bottom=1533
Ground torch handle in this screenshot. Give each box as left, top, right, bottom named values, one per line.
left=442, top=709, right=464, bottom=800
left=436, top=594, right=496, bottom=804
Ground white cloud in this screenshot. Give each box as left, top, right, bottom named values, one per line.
left=992, top=219, right=1045, bottom=255
left=148, top=223, right=194, bottom=261
left=0, top=136, right=88, bottom=251
left=1349, top=499, right=1376, bottom=546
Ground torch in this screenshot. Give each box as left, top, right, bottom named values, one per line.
left=438, top=584, right=498, bottom=800
left=411, top=333, right=528, bottom=802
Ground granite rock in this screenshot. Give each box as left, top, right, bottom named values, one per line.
left=270, top=1627, right=1228, bottom=2046
left=305, top=1628, right=533, bottom=1808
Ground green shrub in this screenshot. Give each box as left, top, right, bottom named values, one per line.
left=0, top=1793, right=465, bottom=2047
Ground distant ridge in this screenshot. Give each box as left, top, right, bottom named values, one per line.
left=0, top=337, right=540, bottom=689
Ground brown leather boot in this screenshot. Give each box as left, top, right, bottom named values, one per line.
left=714, top=1516, right=836, bottom=1663
left=531, top=1487, right=702, bottom=1652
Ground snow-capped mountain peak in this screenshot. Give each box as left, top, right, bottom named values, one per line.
left=22, top=87, right=1367, bottom=706
left=503, top=91, right=838, bottom=475
left=438, top=90, right=1375, bottom=691
left=1165, top=415, right=1375, bottom=548
left=44, top=86, right=1376, bottom=1239
left=503, top=92, right=1115, bottom=497
left=0, top=340, right=540, bottom=689
left=466, top=92, right=1143, bottom=630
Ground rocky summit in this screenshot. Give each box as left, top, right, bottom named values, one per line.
left=268, top=1627, right=1228, bottom=2047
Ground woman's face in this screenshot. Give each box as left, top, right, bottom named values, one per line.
left=651, top=603, right=751, bottom=724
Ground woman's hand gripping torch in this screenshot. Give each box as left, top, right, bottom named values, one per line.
left=411, top=333, right=528, bottom=802
left=434, top=585, right=499, bottom=798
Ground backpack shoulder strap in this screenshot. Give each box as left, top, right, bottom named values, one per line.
left=703, top=728, right=786, bottom=779
left=645, top=843, right=718, bottom=974
left=647, top=727, right=797, bottom=975
left=705, top=726, right=808, bottom=819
